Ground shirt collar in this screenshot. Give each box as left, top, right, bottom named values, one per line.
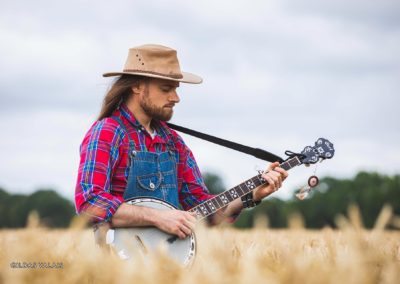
left=119, top=104, right=142, bottom=129
left=118, top=104, right=173, bottom=143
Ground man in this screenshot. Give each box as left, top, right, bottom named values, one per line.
left=75, top=44, right=288, bottom=241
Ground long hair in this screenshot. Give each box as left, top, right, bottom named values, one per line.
left=98, top=75, right=147, bottom=120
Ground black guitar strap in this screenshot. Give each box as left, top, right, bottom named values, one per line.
left=166, top=122, right=284, bottom=163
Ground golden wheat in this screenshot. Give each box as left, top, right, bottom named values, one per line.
left=1, top=212, right=399, bottom=284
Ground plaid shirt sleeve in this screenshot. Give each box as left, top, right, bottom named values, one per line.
left=178, top=145, right=214, bottom=211
left=75, top=119, right=124, bottom=223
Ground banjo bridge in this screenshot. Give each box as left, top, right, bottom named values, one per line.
left=167, top=236, right=178, bottom=244
left=134, top=235, right=148, bottom=254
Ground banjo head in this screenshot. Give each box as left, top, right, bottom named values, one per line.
left=106, top=198, right=196, bottom=267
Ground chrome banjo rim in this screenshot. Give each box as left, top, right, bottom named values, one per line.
left=108, top=197, right=197, bottom=267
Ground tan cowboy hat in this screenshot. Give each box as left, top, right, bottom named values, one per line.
left=103, top=44, right=203, bottom=84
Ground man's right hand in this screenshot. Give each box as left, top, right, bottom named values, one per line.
left=152, top=209, right=197, bottom=239
left=111, top=203, right=197, bottom=239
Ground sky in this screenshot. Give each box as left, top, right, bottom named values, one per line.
left=0, top=0, right=399, bottom=202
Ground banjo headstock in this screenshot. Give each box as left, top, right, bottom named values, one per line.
left=314, top=138, right=335, bottom=160
left=298, top=138, right=335, bottom=165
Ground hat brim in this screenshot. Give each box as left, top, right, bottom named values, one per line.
left=102, top=71, right=202, bottom=84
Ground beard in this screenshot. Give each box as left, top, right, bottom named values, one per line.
left=140, top=89, right=174, bottom=122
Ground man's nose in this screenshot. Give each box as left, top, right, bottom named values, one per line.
left=169, top=91, right=180, bottom=103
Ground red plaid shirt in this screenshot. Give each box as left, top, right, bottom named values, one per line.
left=75, top=104, right=214, bottom=223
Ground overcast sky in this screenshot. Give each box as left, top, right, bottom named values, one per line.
left=0, top=0, right=399, bottom=202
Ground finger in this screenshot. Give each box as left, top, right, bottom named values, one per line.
left=268, top=171, right=282, bottom=188
left=179, top=223, right=192, bottom=236
left=183, top=214, right=196, bottom=230
left=185, top=212, right=197, bottom=223
left=271, top=175, right=281, bottom=189
left=273, top=171, right=283, bottom=187
left=275, top=175, right=282, bottom=189
left=269, top=170, right=281, bottom=179
left=267, top=161, right=280, bottom=171
left=262, top=174, right=276, bottom=191
left=273, top=167, right=289, bottom=180
left=266, top=167, right=283, bottom=187
left=172, top=226, right=186, bottom=239
left=177, top=230, right=186, bottom=239
left=183, top=218, right=196, bottom=231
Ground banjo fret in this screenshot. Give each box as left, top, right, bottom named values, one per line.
left=214, top=196, right=225, bottom=208
left=199, top=204, right=210, bottom=216
left=210, top=198, right=221, bottom=210
left=220, top=194, right=229, bottom=205
left=206, top=200, right=217, bottom=211
left=203, top=201, right=214, bottom=214
left=229, top=188, right=239, bottom=199
left=190, top=206, right=204, bottom=218
left=236, top=184, right=246, bottom=196
left=223, top=191, right=234, bottom=202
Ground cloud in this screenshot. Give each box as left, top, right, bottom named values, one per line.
left=0, top=0, right=399, bottom=200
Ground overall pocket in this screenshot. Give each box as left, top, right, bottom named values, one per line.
left=136, top=172, right=163, bottom=191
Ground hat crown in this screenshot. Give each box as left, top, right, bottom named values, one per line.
left=123, top=44, right=183, bottom=79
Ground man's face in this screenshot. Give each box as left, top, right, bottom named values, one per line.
left=139, top=78, right=180, bottom=121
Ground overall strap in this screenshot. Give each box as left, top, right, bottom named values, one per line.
left=111, top=116, right=136, bottom=151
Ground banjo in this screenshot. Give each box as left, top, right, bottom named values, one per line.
left=105, top=138, right=335, bottom=266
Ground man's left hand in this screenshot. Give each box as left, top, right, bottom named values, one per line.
left=253, top=162, right=288, bottom=201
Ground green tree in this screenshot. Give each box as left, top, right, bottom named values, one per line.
left=234, top=172, right=400, bottom=229
left=0, top=188, right=75, bottom=228
left=26, top=189, right=75, bottom=227
left=203, top=172, right=226, bottom=194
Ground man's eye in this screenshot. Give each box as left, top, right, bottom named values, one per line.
left=161, top=87, right=172, bottom=92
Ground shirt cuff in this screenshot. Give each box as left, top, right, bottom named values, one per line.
left=79, top=195, right=123, bottom=224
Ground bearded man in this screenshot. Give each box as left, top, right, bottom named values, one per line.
left=74, top=44, right=288, bottom=241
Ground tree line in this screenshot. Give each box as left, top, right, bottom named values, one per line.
left=0, top=171, right=399, bottom=229
left=0, top=188, right=75, bottom=228
left=232, top=171, right=400, bottom=229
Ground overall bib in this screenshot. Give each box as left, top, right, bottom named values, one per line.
left=112, top=116, right=180, bottom=208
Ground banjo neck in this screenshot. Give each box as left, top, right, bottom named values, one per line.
left=188, top=156, right=302, bottom=220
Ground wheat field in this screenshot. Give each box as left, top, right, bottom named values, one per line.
left=1, top=209, right=400, bottom=284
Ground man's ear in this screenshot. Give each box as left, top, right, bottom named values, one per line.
left=131, top=83, right=142, bottom=95
left=131, top=80, right=148, bottom=96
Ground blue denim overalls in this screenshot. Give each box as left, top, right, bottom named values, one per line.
left=112, top=116, right=180, bottom=209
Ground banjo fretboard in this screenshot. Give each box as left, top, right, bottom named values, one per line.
left=188, top=156, right=301, bottom=220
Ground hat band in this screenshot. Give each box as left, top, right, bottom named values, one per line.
left=123, top=69, right=183, bottom=79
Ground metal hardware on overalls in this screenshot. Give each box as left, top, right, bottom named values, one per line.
left=149, top=182, right=155, bottom=189
left=131, top=150, right=137, bottom=157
